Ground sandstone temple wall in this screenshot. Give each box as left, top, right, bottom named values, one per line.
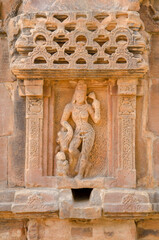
left=1, top=0, right=159, bottom=239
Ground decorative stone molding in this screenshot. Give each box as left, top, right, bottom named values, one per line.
left=0, top=188, right=150, bottom=218
left=9, top=11, right=148, bottom=79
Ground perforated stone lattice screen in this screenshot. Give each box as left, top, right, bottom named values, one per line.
left=9, top=11, right=148, bottom=71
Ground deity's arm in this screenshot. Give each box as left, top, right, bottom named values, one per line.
left=60, top=103, right=72, bottom=129
left=88, top=98, right=101, bottom=124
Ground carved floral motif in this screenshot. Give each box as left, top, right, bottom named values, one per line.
left=118, top=85, right=136, bottom=95
left=122, top=194, right=140, bottom=212
left=121, top=117, right=134, bottom=169
left=119, top=96, right=136, bottom=115
left=27, top=98, right=43, bottom=116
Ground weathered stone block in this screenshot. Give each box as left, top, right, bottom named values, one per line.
left=37, top=219, right=136, bottom=240
left=70, top=206, right=101, bottom=219
left=101, top=220, right=136, bottom=240
left=136, top=96, right=149, bottom=187
left=153, top=138, right=159, bottom=180
left=137, top=220, right=159, bottom=240
left=103, top=190, right=152, bottom=213
left=150, top=35, right=159, bottom=78
left=0, top=137, right=8, bottom=188
left=148, top=78, right=159, bottom=136
left=148, top=190, right=159, bottom=211
left=0, top=220, right=26, bottom=240
left=90, top=188, right=103, bottom=206
left=38, top=219, right=71, bottom=240
left=12, top=189, right=59, bottom=213
left=8, top=87, right=25, bottom=187
left=0, top=84, right=13, bottom=136
left=22, top=0, right=140, bottom=12
left=71, top=227, right=93, bottom=238
left=0, top=189, right=15, bottom=211
left=0, top=38, right=12, bottom=83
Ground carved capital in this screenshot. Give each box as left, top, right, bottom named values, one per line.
left=117, top=78, right=138, bottom=96
left=18, top=79, right=44, bottom=97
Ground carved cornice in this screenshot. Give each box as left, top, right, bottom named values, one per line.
left=8, top=11, right=149, bottom=79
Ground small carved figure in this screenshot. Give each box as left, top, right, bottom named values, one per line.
left=56, top=152, right=69, bottom=177
left=56, top=81, right=101, bottom=179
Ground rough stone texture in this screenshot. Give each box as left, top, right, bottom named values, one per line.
left=149, top=35, right=159, bottom=79
left=137, top=220, right=159, bottom=240
left=0, top=220, right=26, bottom=240
left=8, top=86, right=25, bottom=187
left=0, top=38, right=12, bottom=82
left=153, top=138, right=159, bottom=181
left=0, top=189, right=15, bottom=211
left=136, top=95, right=149, bottom=187
left=139, top=3, right=159, bottom=33
left=0, top=83, right=13, bottom=136
left=0, top=137, right=8, bottom=188
left=36, top=219, right=136, bottom=240
left=148, top=78, right=159, bottom=136
left=22, top=0, right=140, bottom=12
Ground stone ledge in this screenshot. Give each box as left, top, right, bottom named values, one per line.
left=1, top=188, right=159, bottom=219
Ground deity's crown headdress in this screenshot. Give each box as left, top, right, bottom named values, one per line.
left=75, top=80, right=87, bottom=92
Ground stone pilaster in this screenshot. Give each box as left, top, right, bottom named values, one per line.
left=116, top=78, right=138, bottom=188
left=23, top=79, right=44, bottom=186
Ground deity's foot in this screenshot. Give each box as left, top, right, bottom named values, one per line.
left=74, top=174, right=83, bottom=180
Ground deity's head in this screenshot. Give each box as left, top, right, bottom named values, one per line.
left=72, top=81, right=87, bottom=105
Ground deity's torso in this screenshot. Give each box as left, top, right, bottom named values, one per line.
left=71, top=103, right=94, bottom=134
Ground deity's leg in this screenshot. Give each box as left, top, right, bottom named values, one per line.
left=76, top=130, right=95, bottom=179
left=68, top=136, right=81, bottom=175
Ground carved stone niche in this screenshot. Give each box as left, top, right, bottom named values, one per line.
left=8, top=11, right=148, bottom=188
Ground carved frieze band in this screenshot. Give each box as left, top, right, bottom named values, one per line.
left=118, top=84, right=136, bottom=171
left=26, top=97, right=43, bottom=171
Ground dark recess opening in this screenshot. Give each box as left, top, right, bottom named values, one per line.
left=72, top=188, right=93, bottom=201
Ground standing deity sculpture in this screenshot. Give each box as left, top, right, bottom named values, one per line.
left=55, top=81, right=101, bottom=179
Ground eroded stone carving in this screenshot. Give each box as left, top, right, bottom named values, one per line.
left=117, top=81, right=136, bottom=185
left=9, top=11, right=148, bottom=72
left=26, top=97, right=43, bottom=171
left=56, top=81, right=100, bottom=179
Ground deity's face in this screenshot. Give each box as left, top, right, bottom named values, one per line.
left=74, top=89, right=86, bottom=105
